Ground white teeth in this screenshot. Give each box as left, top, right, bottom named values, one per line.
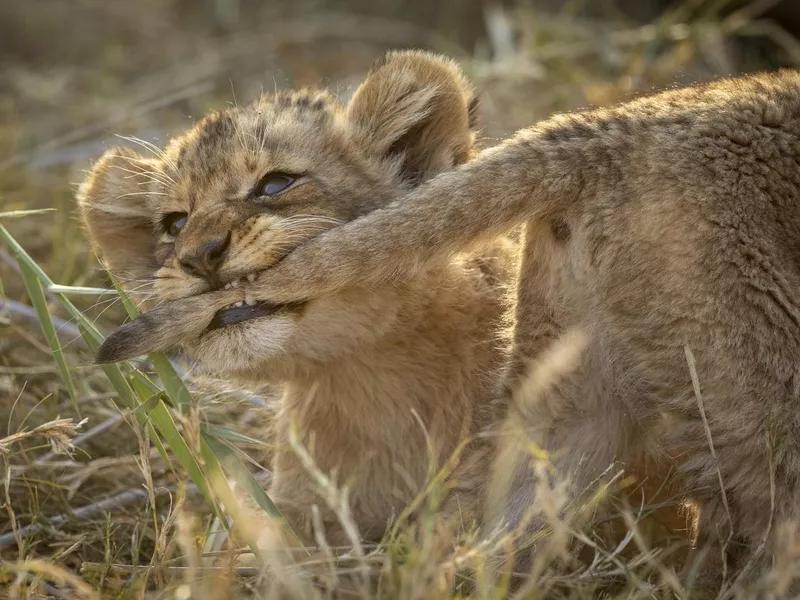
left=244, top=294, right=256, bottom=306
left=231, top=279, right=240, bottom=288
left=234, top=301, right=244, bottom=308
left=224, top=283, right=232, bottom=290
left=246, top=273, right=256, bottom=283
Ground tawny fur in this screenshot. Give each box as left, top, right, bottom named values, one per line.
left=208, top=68, right=800, bottom=592
left=78, top=51, right=517, bottom=545
left=83, top=51, right=693, bottom=562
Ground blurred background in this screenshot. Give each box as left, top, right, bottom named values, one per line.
left=3, top=0, right=800, bottom=273
left=1, top=0, right=799, bottom=594
left=3, top=0, right=800, bottom=266
left=4, top=0, right=800, bottom=350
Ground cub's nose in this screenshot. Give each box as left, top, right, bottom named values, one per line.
left=179, top=233, right=231, bottom=280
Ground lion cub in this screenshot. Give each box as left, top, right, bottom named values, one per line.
left=197, top=68, right=800, bottom=592
left=78, top=51, right=516, bottom=544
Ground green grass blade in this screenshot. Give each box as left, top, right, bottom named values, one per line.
left=17, top=260, right=79, bottom=414
left=0, top=224, right=61, bottom=285
left=127, top=377, right=221, bottom=516
left=2, top=224, right=226, bottom=521
left=197, top=440, right=260, bottom=560
left=149, top=355, right=193, bottom=414
left=202, top=433, right=305, bottom=551
left=202, top=433, right=282, bottom=519
left=48, top=284, right=118, bottom=296
left=202, top=424, right=272, bottom=448
left=0, top=224, right=103, bottom=344
left=130, top=390, right=166, bottom=416
left=0, top=208, right=57, bottom=219
left=109, top=272, right=140, bottom=319
left=79, top=324, right=172, bottom=468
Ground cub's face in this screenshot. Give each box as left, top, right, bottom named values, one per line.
left=79, top=51, right=477, bottom=377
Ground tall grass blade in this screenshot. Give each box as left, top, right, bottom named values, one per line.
left=198, top=440, right=261, bottom=561
left=2, top=220, right=294, bottom=547
left=202, top=433, right=282, bottom=519
left=0, top=208, right=57, bottom=219
left=202, top=423, right=272, bottom=448
left=48, top=284, right=118, bottom=296
left=127, top=376, right=221, bottom=516
left=78, top=324, right=172, bottom=469
left=0, top=224, right=103, bottom=344
left=16, top=260, right=80, bottom=414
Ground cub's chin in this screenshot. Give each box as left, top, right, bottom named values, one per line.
left=178, top=290, right=404, bottom=379
left=187, top=303, right=305, bottom=376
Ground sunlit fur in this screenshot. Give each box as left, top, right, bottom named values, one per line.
left=239, top=67, right=800, bottom=594
left=78, top=51, right=517, bottom=544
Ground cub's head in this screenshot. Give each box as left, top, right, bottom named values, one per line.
left=79, top=50, right=478, bottom=376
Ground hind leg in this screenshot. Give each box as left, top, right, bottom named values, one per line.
left=485, top=338, right=644, bottom=581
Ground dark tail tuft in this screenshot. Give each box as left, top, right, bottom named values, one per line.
left=95, top=316, right=158, bottom=364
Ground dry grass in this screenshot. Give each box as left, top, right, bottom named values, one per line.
left=2, top=1, right=800, bottom=598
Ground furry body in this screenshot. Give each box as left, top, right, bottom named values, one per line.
left=229, top=68, right=800, bottom=590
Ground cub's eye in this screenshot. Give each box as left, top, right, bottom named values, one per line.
left=258, top=173, right=296, bottom=196
left=161, top=212, right=188, bottom=239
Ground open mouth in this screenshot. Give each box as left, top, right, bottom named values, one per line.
left=207, top=300, right=305, bottom=331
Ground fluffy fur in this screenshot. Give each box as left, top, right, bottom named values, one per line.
left=78, top=51, right=517, bottom=544
left=212, top=68, right=800, bottom=592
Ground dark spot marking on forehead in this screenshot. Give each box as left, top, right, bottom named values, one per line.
left=272, top=90, right=335, bottom=117
left=191, top=111, right=237, bottom=184
left=275, top=92, right=293, bottom=110
left=197, top=111, right=236, bottom=153
left=312, top=96, right=327, bottom=111
left=175, top=143, right=188, bottom=172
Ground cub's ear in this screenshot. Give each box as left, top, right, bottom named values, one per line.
left=346, top=50, right=478, bottom=185
left=77, top=146, right=160, bottom=279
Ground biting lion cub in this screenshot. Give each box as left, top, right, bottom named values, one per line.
left=78, top=51, right=517, bottom=544
left=229, top=67, right=800, bottom=592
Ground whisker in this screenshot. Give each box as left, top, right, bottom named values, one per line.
left=106, top=155, right=177, bottom=187
left=108, top=164, right=174, bottom=189
left=287, top=214, right=345, bottom=225
left=114, top=191, right=169, bottom=199
left=116, top=134, right=180, bottom=175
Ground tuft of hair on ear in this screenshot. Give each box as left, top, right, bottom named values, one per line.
left=77, top=146, right=161, bottom=280
left=467, top=94, right=481, bottom=131
left=346, top=49, right=479, bottom=186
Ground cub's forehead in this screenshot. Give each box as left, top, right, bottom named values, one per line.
left=170, top=89, right=347, bottom=186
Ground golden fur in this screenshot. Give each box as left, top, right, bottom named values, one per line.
left=78, top=51, right=517, bottom=544
left=153, top=67, right=800, bottom=593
